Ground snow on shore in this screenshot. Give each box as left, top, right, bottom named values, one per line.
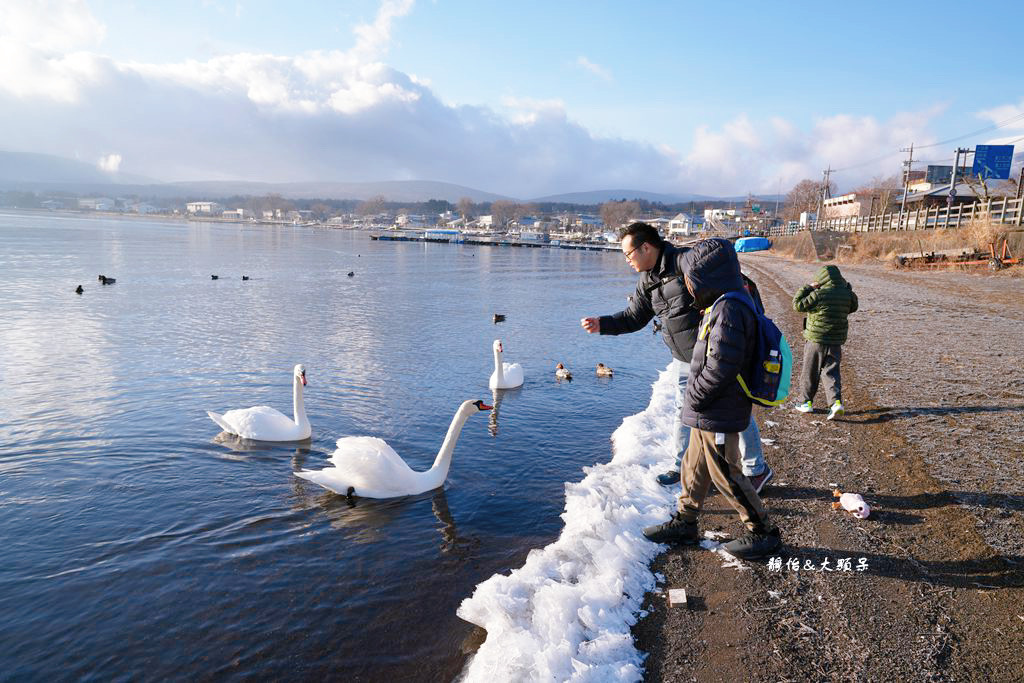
left=457, top=364, right=680, bottom=682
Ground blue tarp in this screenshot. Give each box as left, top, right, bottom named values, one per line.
left=735, top=237, right=772, bottom=252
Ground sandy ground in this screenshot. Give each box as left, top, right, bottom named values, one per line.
left=632, top=254, right=1024, bottom=682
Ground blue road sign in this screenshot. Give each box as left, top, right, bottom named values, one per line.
left=972, top=145, right=1014, bottom=180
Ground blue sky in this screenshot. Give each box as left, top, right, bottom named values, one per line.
left=2, top=0, right=1022, bottom=197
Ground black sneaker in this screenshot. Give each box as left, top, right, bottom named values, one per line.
left=643, top=513, right=700, bottom=545
left=721, top=527, right=781, bottom=560
left=748, top=466, right=774, bottom=494
left=657, top=470, right=680, bottom=486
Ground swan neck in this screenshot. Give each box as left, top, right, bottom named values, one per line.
left=293, top=376, right=309, bottom=428
left=430, top=406, right=472, bottom=477
left=493, top=347, right=504, bottom=382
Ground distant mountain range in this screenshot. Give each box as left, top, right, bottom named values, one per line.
left=0, top=150, right=782, bottom=205
left=0, top=150, right=155, bottom=186
left=162, top=179, right=510, bottom=203
left=532, top=189, right=716, bottom=204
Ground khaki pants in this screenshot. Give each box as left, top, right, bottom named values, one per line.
left=678, top=428, right=771, bottom=533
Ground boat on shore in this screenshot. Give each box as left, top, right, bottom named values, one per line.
left=369, top=229, right=618, bottom=251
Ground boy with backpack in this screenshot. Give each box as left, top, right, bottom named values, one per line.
left=643, top=238, right=782, bottom=560
left=792, top=265, right=858, bottom=420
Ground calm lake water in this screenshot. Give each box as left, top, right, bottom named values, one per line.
left=0, top=212, right=669, bottom=681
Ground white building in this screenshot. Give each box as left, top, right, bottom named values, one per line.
left=221, top=208, right=247, bottom=219
left=668, top=213, right=700, bottom=236
left=704, top=208, right=737, bottom=221
left=186, top=201, right=222, bottom=214
left=397, top=213, right=428, bottom=228
left=79, top=197, right=114, bottom=211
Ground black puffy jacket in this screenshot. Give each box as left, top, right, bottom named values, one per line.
left=598, top=243, right=701, bottom=362
left=680, top=238, right=756, bottom=433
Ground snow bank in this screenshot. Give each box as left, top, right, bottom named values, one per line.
left=456, top=364, right=680, bottom=682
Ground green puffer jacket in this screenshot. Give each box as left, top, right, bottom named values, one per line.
left=793, top=265, right=859, bottom=345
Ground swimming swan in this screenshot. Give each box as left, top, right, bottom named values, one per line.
left=294, top=399, right=491, bottom=498
left=489, top=339, right=524, bottom=389
left=207, top=364, right=311, bottom=441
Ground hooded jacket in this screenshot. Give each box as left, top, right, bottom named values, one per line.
left=680, top=238, right=756, bottom=433
left=793, top=265, right=858, bottom=345
left=598, top=242, right=701, bottom=362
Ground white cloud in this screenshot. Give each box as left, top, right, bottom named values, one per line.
left=97, top=153, right=122, bottom=173
left=0, top=0, right=110, bottom=102
left=0, top=0, right=105, bottom=52
left=350, top=0, right=415, bottom=64
left=679, top=109, right=942, bottom=194
left=500, top=96, right=567, bottom=125
left=576, top=56, right=612, bottom=82
left=975, top=98, right=1024, bottom=145
left=976, top=99, right=1024, bottom=127
left=0, top=0, right=955, bottom=197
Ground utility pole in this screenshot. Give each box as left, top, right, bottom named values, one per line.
left=816, top=166, right=832, bottom=225
left=949, top=148, right=971, bottom=209
left=898, top=143, right=914, bottom=226
left=774, top=178, right=781, bottom=216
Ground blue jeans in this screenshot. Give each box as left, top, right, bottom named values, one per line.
left=671, top=359, right=767, bottom=477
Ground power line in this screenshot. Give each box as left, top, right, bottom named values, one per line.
left=915, top=134, right=1024, bottom=166
left=831, top=111, right=1024, bottom=173
left=914, top=111, right=1024, bottom=149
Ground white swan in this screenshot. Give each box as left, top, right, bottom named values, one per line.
left=294, top=399, right=491, bottom=498
left=207, top=364, right=311, bottom=441
left=489, top=339, right=524, bottom=389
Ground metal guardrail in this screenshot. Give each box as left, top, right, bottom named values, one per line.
left=765, top=196, right=1023, bottom=237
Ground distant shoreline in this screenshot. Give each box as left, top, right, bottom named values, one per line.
left=0, top=208, right=627, bottom=252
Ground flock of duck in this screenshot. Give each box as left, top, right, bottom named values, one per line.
left=75, top=273, right=257, bottom=293
left=206, top=335, right=615, bottom=501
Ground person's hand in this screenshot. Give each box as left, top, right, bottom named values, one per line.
left=810, top=281, right=820, bottom=289
left=581, top=317, right=600, bottom=334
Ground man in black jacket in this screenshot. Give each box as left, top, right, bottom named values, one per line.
left=580, top=223, right=772, bottom=492
left=641, top=238, right=781, bottom=561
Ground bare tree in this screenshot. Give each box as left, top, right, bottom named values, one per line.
left=490, top=200, right=519, bottom=228
left=600, top=200, right=639, bottom=229
left=357, top=195, right=387, bottom=216
left=960, top=171, right=1018, bottom=201
left=457, top=196, right=475, bottom=220
left=782, top=179, right=833, bottom=221
left=849, top=174, right=902, bottom=215
left=309, top=202, right=333, bottom=220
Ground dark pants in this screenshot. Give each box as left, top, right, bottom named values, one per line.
left=799, top=341, right=842, bottom=404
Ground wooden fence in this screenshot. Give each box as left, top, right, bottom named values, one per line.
left=765, top=196, right=1023, bottom=237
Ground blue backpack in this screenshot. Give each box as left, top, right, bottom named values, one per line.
left=706, top=290, right=792, bottom=407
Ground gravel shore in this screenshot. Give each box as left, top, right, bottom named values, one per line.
left=633, top=254, right=1024, bottom=682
